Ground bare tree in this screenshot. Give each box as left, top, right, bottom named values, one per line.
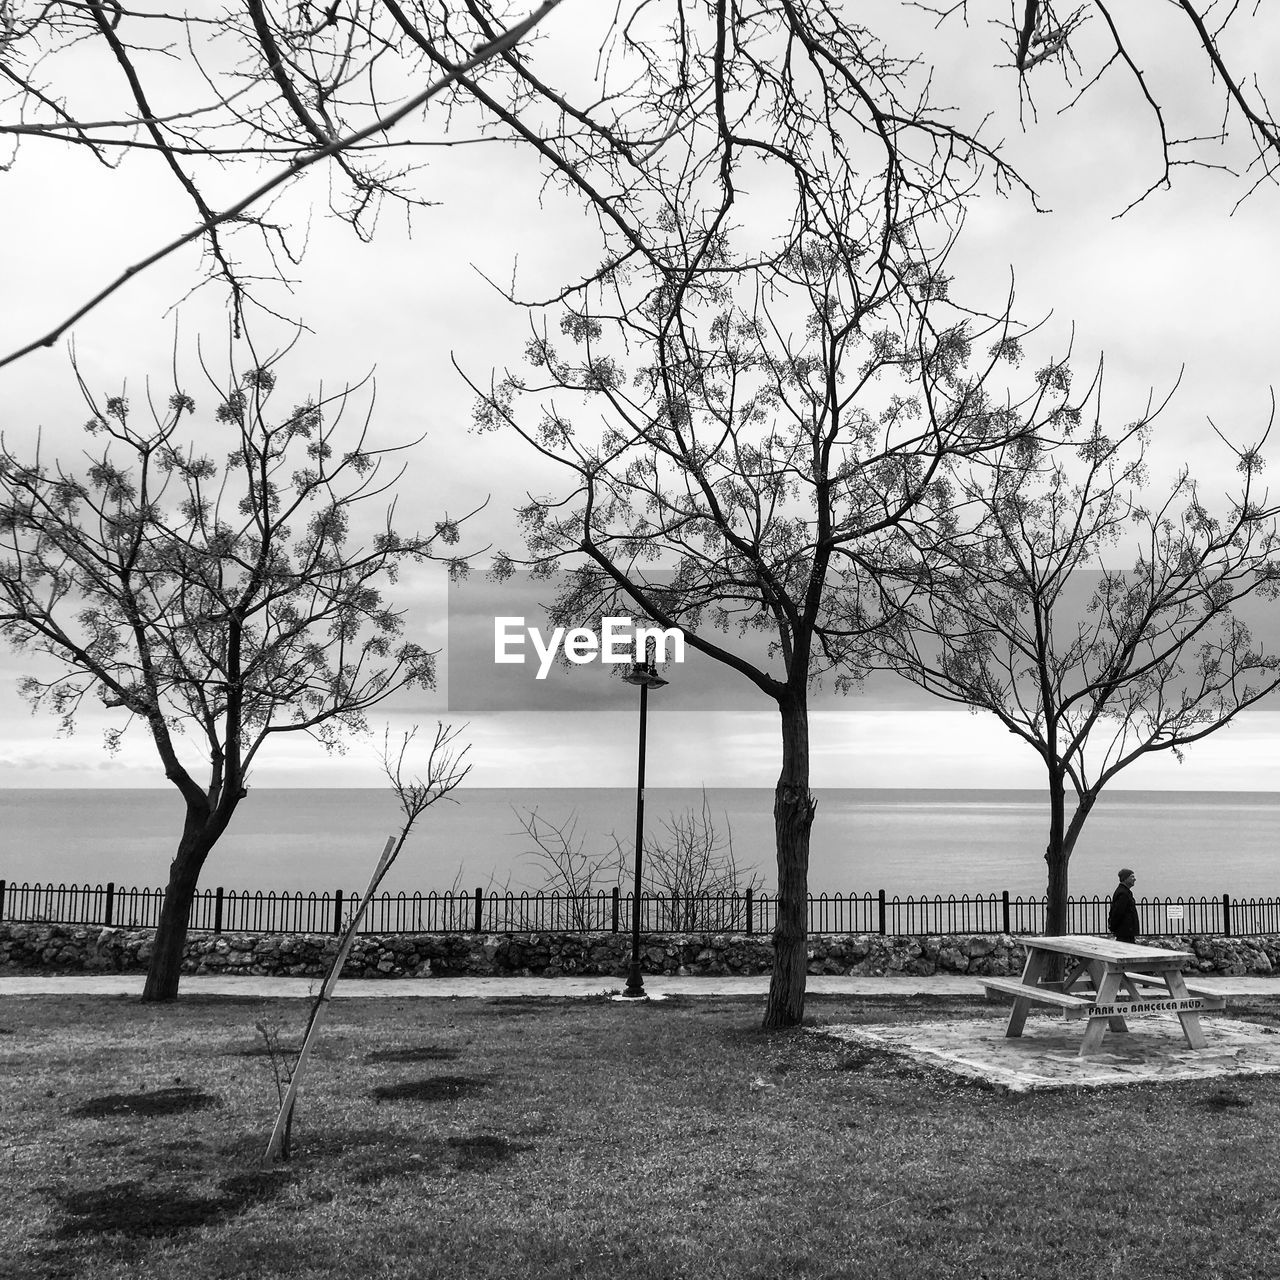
left=874, top=400, right=1280, bottom=933
left=644, top=790, right=763, bottom=932
left=412, top=0, right=1076, bottom=1031
left=516, top=790, right=762, bottom=932
left=514, top=806, right=622, bottom=929
left=0, top=342, right=478, bottom=1000
left=470, top=160, right=1091, bottom=1028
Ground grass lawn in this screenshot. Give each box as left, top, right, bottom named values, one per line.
left=3, top=990, right=1280, bottom=1279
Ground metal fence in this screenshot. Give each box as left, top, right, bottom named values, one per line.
left=1, top=878, right=1276, bottom=938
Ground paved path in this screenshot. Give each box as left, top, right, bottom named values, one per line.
left=2, top=973, right=1278, bottom=999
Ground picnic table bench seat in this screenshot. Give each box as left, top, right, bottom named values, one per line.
left=1119, top=971, right=1227, bottom=1007
left=979, top=976, right=1093, bottom=1010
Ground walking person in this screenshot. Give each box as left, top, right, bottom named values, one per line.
left=1108, top=868, right=1140, bottom=944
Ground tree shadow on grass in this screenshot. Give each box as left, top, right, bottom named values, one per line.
left=52, top=1182, right=226, bottom=1239
left=290, top=1126, right=529, bottom=1182
left=48, top=1168, right=292, bottom=1240
left=364, top=1044, right=460, bottom=1063
left=69, top=1086, right=220, bottom=1118
left=371, top=1075, right=488, bottom=1103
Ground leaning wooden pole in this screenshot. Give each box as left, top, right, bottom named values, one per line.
left=264, top=835, right=397, bottom=1162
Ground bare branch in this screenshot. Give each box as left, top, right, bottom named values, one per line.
left=0, top=0, right=566, bottom=369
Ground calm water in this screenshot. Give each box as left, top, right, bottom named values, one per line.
left=2, top=787, right=1279, bottom=902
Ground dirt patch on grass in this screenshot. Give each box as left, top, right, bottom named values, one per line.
left=1219, top=1000, right=1280, bottom=1030
left=1200, top=1088, right=1254, bottom=1110
left=834, top=1045, right=912, bottom=1073
left=146, top=1139, right=215, bottom=1174
left=447, top=1133, right=533, bottom=1170
left=478, top=998, right=546, bottom=1017
left=88, top=1132, right=134, bottom=1150
left=371, top=1075, right=487, bottom=1103
left=218, top=1168, right=295, bottom=1204
left=478, top=994, right=611, bottom=1016
left=69, top=1086, right=220, bottom=1118
left=808, top=994, right=992, bottom=1023
left=858, top=993, right=990, bottom=1011
left=364, top=1044, right=460, bottom=1063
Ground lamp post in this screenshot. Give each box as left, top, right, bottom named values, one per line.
left=619, top=657, right=667, bottom=998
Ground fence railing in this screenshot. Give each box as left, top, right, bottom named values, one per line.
left=1, top=878, right=1276, bottom=938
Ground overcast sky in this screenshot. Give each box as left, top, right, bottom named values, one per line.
left=2, top=2, right=1278, bottom=790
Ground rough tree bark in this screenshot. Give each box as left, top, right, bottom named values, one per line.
left=142, top=796, right=243, bottom=1002
left=765, top=692, right=817, bottom=1028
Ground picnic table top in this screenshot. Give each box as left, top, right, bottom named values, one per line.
left=1012, top=934, right=1196, bottom=966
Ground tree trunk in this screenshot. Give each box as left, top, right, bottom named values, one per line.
left=762, top=695, right=816, bottom=1030
left=1043, top=780, right=1098, bottom=939
left=1043, top=770, right=1069, bottom=937
left=141, top=799, right=240, bottom=1002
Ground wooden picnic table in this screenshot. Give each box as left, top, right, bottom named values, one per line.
left=979, top=934, right=1227, bottom=1056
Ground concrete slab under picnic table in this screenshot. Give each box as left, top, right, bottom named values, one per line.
left=814, top=1013, right=1280, bottom=1093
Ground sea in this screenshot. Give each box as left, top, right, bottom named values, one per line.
left=2, top=787, right=1279, bottom=903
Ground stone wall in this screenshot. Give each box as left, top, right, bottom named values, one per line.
left=2, top=921, right=1279, bottom=979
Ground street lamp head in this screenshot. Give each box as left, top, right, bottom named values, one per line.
left=620, top=660, right=669, bottom=690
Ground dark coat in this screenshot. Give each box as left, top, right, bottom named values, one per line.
left=1108, top=882, right=1140, bottom=940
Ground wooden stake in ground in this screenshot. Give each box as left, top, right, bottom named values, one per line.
left=264, top=834, right=396, bottom=1162
left=264, top=722, right=470, bottom=1162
